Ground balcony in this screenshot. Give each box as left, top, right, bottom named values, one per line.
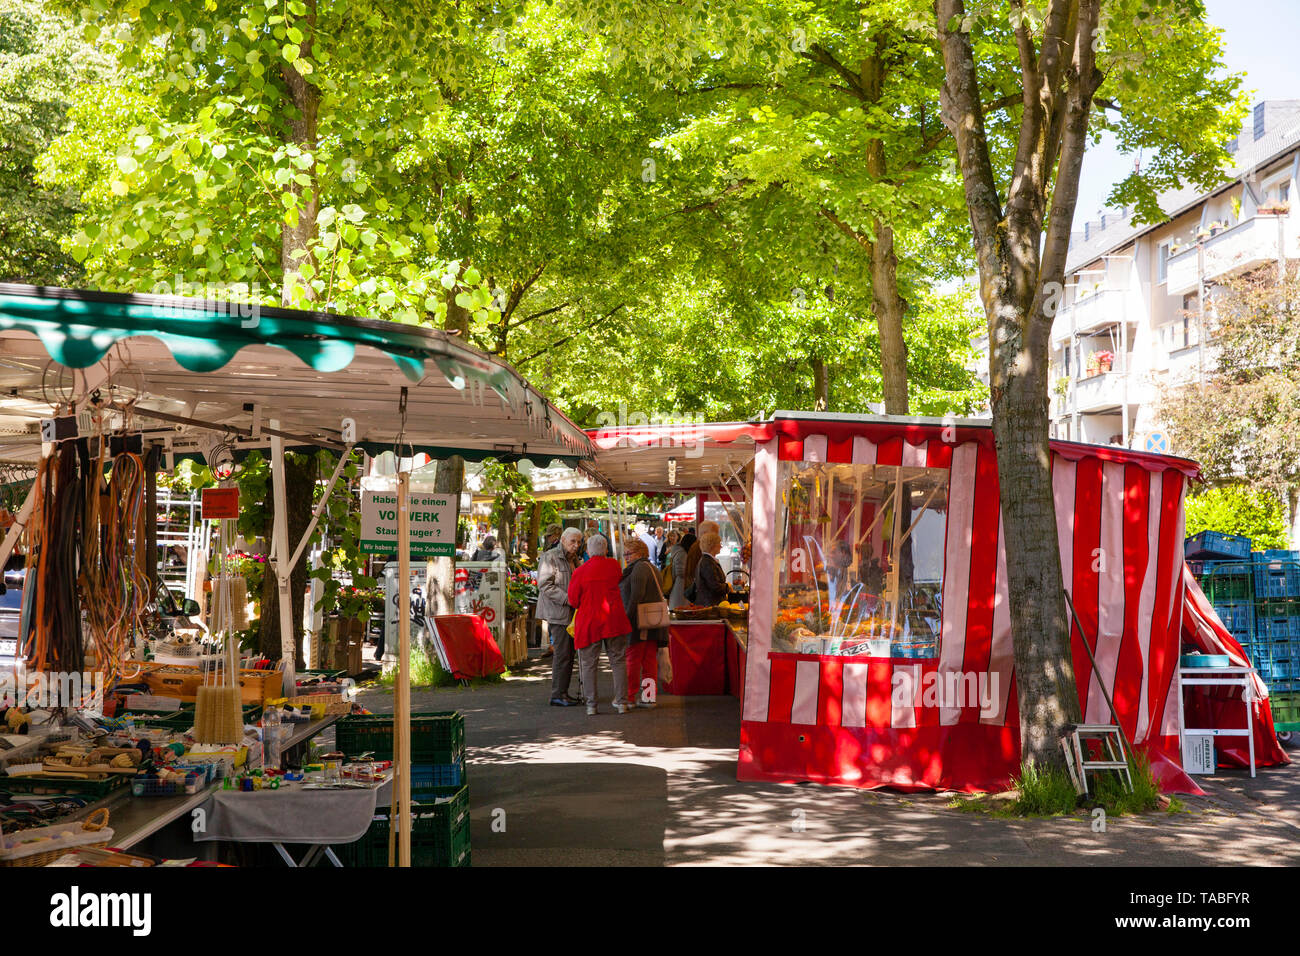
left=1073, top=371, right=1130, bottom=413
left=1166, top=212, right=1298, bottom=295
left=1070, top=288, right=1128, bottom=335
left=1050, top=303, right=1073, bottom=346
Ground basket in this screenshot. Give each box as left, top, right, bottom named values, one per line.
left=283, top=693, right=352, bottom=716
left=0, top=808, right=112, bottom=867
left=131, top=770, right=208, bottom=797
left=335, top=712, right=465, bottom=763
left=1, top=772, right=131, bottom=799
left=671, top=606, right=720, bottom=620
left=336, top=786, right=470, bottom=867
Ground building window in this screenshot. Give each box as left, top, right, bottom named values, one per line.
left=1157, top=242, right=1169, bottom=283
left=1254, top=102, right=1266, bottom=141
left=1279, top=181, right=1290, bottom=204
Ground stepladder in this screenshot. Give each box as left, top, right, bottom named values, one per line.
left=1060, top=724, right=1133, bottom=796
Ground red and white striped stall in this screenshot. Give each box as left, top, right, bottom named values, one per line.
left=588, top=412, right=1288, bottom=793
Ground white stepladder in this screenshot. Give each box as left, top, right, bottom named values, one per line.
left=1061, top=724, right=1134, bottom=796
left=1061, top=590, right=1136, bottom=797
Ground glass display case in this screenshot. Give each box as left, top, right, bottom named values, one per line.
left=770, top=459, right=948, bottom=658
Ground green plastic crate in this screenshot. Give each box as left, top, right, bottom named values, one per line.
left=1, top=772, right=131, bottom=799
left=337, top=785, right=471, bottom=867
left=1270, top=691, right=1300, bottom=729
left=335, top=711, right=465, bottom=763
left=1200, top=571, right=1253, bottom=602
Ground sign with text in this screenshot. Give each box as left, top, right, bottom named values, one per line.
left=361, top=491, right=458, bottom=557
left=201, top=487, right=239, bottom=520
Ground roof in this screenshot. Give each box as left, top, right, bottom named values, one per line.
left=586, top=411, right=1201, bottom=492
left=1064, top=114, right=1300, bottom=274
left=0, top=284, right=593, bottom=466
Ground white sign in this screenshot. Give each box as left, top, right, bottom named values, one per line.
left=455, top=561, right=506, bottom=636
left=361, top=491, right=458, bottom=557
left=1182, top=734, right=1215, bottom=774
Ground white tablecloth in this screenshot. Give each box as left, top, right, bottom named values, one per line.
left=194, top=779, right=390, bottom=844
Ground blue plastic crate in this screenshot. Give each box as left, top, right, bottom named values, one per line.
left=1261, top=617, right=1292, bottom=640
left=1260, top=549, right=1300, bottom=561
left=1186, top=531, right=1252, bottom=560
left=411, top=760, right=466, bottom=792
left=1252, top=562, right=1300, bottom=598
left=1213, top=602, right=1254, bottom=633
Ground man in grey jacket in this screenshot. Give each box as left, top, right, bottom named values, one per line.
left=538, top=527, right=583, bottom=706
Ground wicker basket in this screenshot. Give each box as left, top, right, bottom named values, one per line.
left=0, top=808, right=112, bottom=867
left=284, top=693, right=352, bottom=716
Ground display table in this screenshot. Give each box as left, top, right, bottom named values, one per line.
left=666, top=620, right=730, bottom=696
left=70, top=781, right=222, bottom=851
left=1178, top=665, right=1256, bottom=778
left=194, top=778, right=389, bottom=866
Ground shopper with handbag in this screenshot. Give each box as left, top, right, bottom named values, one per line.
left=620, top=538, right=669, bottom=708
left=567, top=534, right=632, bottom=715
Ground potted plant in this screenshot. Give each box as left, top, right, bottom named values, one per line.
left=1258, top=199, right=1291, bottom=216
left=1085, top=354, right=1100, bottom=377
left=1196, top=227, right=1211, bottom=241
left=1096, top=350, right=1114, bottom=373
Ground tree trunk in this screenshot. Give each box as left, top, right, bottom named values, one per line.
left=279, top=0, right=319, bottom=305
left=935, top=0, right=1100, bottom=768
left=429, top=455, right=465, bottom=616
left=869, top=222, right=910, bottom=415
left=258, top=452, right=314, bottom=665
left=990, top=323, right=1079, bottom=767
left=526, top=501, right=542, bottom=559
left=812, top=358, right=829, bottom=411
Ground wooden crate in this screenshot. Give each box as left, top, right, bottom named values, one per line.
left=143, top=665, right=281, bottom=704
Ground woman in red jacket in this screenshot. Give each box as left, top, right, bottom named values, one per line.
left=567, top=533, right=632, bottom=715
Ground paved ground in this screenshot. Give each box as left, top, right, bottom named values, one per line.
left=351, top=650, right=1300, bottom=866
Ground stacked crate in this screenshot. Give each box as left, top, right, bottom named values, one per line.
left=333, top=711, right=471, bottom=867
left=1187, top=532, right=1300, bottom=733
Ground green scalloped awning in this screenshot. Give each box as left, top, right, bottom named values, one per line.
left=0, top=284, right=501, bottom=388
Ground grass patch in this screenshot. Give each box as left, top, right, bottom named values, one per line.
left=1013, top=760, right=1080, bottom=816
left=948, top=750, right=1177, bottom=818
left=369, top=646, right=508, bottom=691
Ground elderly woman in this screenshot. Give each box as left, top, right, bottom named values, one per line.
left=694, top=531, right=729, bottom=606
left=566, top=534, right=632, bottom=715
left=619, top=538, right=669, bottom=707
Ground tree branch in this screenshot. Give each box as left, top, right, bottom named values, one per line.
left=515, top=303, right=628, bottom=367
left=819, top=207, right=873, bottom=252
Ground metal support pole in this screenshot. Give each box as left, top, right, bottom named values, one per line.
left=396, top=469, right=412, bottom=867
left=269, top=421, right=297, bottom=690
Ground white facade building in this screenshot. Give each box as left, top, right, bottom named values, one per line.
left=972, top=100, right=1300, bottom=455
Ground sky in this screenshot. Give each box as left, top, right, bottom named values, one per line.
left=1073, top=0, right=1300, bottom=221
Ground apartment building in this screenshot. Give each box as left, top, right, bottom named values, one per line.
left=969, top=100, right=1300, bottom=453
left=1050, top=100, right=1300, bottom=451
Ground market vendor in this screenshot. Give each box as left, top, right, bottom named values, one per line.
left=693, top=532, right=729, bottom=606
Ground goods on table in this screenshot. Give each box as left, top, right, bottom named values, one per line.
left=671, top=605, right=720, bottom=620
left=0, top=807, right=112, bottom=867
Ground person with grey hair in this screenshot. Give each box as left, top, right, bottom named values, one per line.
left=694, top=531, right=729, bottom=606
left=538, top=526, right=584, bottom=706
left=566, top=533, right=632, bottom=715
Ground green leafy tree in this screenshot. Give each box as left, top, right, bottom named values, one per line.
left=1162, top=266, right=1300, bottom=541
left=0, top=0, right=107, bottom=284
left=1185, top=486, right=1289, bottom=552
left=933, top=0, right=1245, bottom=766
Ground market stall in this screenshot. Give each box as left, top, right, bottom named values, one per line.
left=0, top=282, right=593, bottom=865
left=586, top=412, right=1288, bottom=794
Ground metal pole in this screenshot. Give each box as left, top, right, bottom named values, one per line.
left=269, top=420, right=297, bottom=690
left=396, top=469, right=412, bottom=867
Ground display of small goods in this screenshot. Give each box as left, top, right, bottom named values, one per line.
left=771, top=583, right=940, bottom=658
left=671, top=604, right=721, bottom=620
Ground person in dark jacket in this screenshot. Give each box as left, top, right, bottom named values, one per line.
left=694, top=531, right=729, bottom=606
left=684, top=521, right=718, bottom=589
left=471, top=536, right=501, bottom=562
left=619, top=538, right=669, bottom=707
